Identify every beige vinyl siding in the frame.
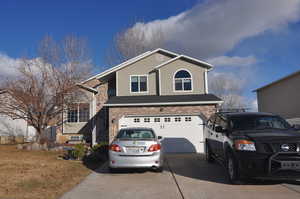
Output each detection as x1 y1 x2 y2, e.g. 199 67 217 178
63 122 88 134
117 52 172 96
257 73 300 119
159 59 206 95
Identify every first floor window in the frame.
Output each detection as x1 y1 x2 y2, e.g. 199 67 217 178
67 103 90 123
131 75 148 93
67 108 78 123
79 104 90 122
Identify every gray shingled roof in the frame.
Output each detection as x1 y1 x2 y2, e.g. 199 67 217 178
104 94 222 106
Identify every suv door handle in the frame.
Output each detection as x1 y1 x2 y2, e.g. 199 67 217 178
216 134 219 138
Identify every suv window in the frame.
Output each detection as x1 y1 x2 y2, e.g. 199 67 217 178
207 115 216 130
214 115 227 131
117 129 155 139
230 115 291 131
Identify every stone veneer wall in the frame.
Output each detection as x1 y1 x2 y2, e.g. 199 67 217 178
56 80 110 144
95 81 110 142
108 105 217 142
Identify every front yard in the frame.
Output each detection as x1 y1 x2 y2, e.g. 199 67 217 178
0 145 98 199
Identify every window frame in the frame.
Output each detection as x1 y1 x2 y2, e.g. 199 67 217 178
173 69 193 92
67 103 90 123
130 74 149 93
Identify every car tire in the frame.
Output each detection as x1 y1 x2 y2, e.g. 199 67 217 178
205 142 214 163
155 167 163 173
108 167 118 173
226 152 241 184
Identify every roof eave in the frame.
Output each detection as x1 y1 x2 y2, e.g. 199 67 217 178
254 70 300 92
93 48 179 81
76 83 98 94
104 100 223 107
154 55 213 70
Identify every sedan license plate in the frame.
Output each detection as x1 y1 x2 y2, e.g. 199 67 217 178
281 161 300 170
126 147 145 153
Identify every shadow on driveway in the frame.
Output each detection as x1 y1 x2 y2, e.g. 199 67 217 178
165 153 297 186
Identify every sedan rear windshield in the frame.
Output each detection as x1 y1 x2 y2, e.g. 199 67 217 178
230 115 291 131
117 129 155 139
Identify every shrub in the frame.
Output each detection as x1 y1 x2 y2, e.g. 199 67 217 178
91 141 109 154
70 144 86 160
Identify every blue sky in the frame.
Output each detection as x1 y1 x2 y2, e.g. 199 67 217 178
0 0 197 64
1 0 300 108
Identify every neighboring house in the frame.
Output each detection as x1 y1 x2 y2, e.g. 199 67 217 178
56 48 223 153
0 91 37 142
0 114 36 141
255 70 300 123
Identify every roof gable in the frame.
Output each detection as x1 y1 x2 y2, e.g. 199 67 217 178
82 48 178 83
254 70 300 92
155 55 213 70
81 48 213 83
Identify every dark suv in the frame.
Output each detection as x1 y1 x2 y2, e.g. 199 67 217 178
204 112 300 184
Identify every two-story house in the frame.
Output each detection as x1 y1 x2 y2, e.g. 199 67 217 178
57 48 222 153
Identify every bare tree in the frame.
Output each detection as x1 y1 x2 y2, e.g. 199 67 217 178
209 73 248 109
106 21 165 66
0 35 92 142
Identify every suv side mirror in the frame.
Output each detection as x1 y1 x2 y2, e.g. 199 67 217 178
215 126 224 133
158 136 163 140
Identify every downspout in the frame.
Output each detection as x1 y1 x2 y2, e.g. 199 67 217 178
204 69 209 94
91 93 97 146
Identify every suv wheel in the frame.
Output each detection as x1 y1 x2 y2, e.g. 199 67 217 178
205 142 214 163
108 167 118 173
226 152 241 184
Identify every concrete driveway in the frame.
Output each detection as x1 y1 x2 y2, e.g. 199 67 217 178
61 154 300 199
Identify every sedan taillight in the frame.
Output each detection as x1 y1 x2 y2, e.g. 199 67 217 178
148 144 161 152
109 144 122 152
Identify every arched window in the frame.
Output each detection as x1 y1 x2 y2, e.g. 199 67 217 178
174 69 192 91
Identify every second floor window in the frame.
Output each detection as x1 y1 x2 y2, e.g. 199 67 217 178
67 103 90 123
131 75 148 93
174 70 192 91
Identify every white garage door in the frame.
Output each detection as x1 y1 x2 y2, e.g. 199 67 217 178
119 115 204 153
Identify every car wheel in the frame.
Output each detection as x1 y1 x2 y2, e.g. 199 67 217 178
205 142 214 163
155 167 163 173
226 152 241 184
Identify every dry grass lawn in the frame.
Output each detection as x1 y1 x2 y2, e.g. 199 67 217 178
0 145 94 199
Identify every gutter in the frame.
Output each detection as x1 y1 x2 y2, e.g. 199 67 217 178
76 84 98 94
103 100 223 107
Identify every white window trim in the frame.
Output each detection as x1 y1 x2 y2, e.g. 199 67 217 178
67 103 90 124
173 68 193 92
116 71 119 96
130 74 149 94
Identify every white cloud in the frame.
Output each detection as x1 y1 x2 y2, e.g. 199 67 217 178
0 53 21 78
207 56 257 67
124 0 300 108
250 99 258 111
127 0 300 59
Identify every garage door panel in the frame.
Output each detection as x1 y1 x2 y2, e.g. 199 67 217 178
119 115 204 153
161 137 197 153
